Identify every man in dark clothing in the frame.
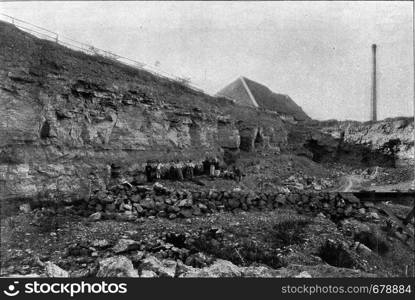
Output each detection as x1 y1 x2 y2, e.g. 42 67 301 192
169 164 176 180
194 161 204 176
203 159 210 175
188 161 194 179
234 166 242 182
145 161 153 182
213 158 219 170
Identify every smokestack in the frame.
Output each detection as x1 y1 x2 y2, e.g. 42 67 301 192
371 44 377 122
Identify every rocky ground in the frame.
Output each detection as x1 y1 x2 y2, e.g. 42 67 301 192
1 179 414 278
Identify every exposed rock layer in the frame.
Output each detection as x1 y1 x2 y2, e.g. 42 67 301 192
0 21 287 201
319 118 414 166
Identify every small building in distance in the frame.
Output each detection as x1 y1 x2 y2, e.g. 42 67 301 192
216 76 310 122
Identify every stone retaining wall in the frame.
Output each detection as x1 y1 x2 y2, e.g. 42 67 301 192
87 183 374 221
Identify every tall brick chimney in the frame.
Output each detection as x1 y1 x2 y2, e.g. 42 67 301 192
371 44 377 122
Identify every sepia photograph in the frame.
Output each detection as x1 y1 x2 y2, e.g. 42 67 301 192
0 0 413 294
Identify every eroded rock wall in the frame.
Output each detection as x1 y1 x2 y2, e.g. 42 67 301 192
0 21 287 202
320 118 414 166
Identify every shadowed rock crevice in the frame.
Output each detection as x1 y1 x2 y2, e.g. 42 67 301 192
39 121 51 139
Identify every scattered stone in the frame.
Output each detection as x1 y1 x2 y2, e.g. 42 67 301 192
363 202 375 208
96 256 138 277
140 256 177 277
178 199 193 207
313 184 322 191
134 251 146 261
133 204 144 213
242 265 282 278
45 262 69 278
354 242 372 256
198 203 208 211
7 273 41 278
112 239 141 254
140 270 158 278
140 198 156 209
105 203 116 212
275 194 286 205
19 203 31 213
121 203 132 211
344 205 353 216
182 259 242 278
131 194 141 203
342 194 360 204
89 212 102 221
179 209 193 218
92 239 110 249
369 212 380 220
71 268 91 278
295 271 312 278
228 198 240 209
175 260 198 277
153 182 170 195
185 252 214 268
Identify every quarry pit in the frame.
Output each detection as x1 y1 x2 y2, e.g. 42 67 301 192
0 20 414 278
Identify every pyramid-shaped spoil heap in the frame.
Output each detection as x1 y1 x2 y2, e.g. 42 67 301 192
216 77 310 121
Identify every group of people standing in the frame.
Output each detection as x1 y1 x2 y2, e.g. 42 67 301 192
144 157 243 183
145 160 197 182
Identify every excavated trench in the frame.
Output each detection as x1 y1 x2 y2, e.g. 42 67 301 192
318 240 355 268
162 219 311 269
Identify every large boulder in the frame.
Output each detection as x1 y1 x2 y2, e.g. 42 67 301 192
96 256 138 277
112 239 141 254
241 265 282 278
181 259 242 278
44 262 69 278
139 256 177 278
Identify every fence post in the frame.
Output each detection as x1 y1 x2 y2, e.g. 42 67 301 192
55 34 59 43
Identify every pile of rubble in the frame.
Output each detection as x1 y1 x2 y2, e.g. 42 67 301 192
283 174 335 191
31 254 375 278
85 182 381 222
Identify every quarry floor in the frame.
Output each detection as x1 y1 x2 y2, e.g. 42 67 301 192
1 201 414 278
0 154 413 278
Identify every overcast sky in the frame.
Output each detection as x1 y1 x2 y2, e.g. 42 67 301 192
0 1 413 121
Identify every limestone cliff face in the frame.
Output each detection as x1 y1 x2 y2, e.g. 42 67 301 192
319 118 414 166
0 21 287 202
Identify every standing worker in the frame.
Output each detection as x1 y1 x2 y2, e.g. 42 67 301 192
209 158 215 178
145 161 153 182
185 160 194 180
176 160 184 181
203 158 210 175
155 161 162 181
234 166 242 182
